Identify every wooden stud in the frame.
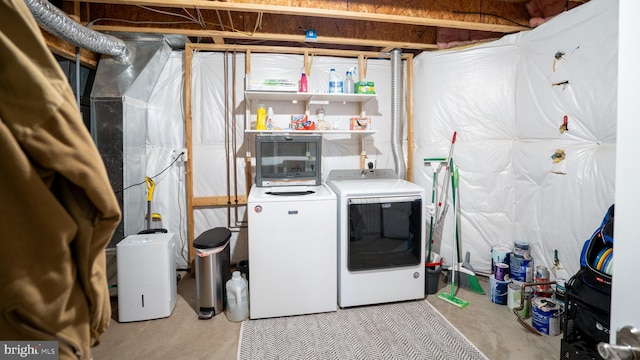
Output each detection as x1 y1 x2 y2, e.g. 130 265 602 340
73 1 80 20
358 55 365 82
192 196 248 207
245 49 253 191
184 45 195 269
304 51 311 76
406 54 414 182
360 139 366 170
43 31 98 69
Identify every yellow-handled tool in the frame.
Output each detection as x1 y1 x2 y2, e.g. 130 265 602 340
145 176 155 230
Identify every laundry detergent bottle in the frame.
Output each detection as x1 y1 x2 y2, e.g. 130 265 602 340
225 271 249 322
256 104 267 130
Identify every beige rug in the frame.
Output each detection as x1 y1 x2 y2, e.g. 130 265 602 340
237 299 488 360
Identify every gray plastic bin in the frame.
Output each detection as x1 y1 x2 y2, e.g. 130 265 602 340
194 227 231 320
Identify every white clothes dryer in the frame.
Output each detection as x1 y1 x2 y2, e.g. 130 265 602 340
327 169 426 308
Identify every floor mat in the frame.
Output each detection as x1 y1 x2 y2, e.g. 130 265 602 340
238 299 489 360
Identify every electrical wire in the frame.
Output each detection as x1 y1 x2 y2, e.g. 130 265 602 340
90 6 206 27
196 8 205 28
227 10 235 32
253 12 263 33
117 152 184 193
176 163 189 266
89 17 198 26
136 5 204 25
181 7 206 28
452 10 531 28
91 9 259 37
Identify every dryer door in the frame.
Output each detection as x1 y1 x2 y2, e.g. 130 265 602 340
347 196 422 271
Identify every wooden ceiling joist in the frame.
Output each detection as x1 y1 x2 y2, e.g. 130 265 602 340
42 30 99 68
91 25 439 51
80 0 529 33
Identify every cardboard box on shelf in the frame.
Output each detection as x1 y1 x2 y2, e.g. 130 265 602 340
350 117 371 131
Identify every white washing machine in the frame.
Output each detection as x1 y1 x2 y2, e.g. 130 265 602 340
247 184 337 319
327 169 426 308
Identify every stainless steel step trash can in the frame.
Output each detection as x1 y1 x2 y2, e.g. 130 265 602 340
194 227 231 320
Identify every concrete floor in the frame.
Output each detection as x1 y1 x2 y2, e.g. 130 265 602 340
92 272 561 360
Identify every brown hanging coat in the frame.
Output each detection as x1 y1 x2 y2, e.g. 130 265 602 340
0 0 121 358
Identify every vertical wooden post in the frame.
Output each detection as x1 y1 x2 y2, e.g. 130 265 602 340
358 54 368 169
358 55 366 81
304 51 311 76
406 54 414 182
360 136 366 170
245 50 253 190
73 1 80 19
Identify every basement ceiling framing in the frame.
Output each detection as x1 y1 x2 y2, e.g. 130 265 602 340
55 0 539 61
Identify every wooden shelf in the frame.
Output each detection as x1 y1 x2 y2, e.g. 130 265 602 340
245 129 375 135
244 91 376 104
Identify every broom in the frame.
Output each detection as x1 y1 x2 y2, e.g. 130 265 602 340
447 166 485 295
437 163 469 308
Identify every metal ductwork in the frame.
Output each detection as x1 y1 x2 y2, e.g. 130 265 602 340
24 0 131 64
91 35 172 246
390 48 406 179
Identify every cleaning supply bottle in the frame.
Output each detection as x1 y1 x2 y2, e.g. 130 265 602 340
256 104 267 130
225 271 249 322
266 107 275 130
345 69 354 94
299 72 308 93
329 68 343 93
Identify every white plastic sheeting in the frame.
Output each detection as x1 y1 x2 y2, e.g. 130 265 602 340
144 51 397 268
413 0 617 277
145 52 189 267
141 0 616 276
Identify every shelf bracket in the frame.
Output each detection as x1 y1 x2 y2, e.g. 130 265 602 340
304 51 311 76
360 135 367 170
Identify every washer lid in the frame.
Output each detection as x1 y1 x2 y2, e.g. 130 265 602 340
248 184 336 201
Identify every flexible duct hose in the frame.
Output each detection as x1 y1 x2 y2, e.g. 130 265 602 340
24 0 131 64
390 48 406 179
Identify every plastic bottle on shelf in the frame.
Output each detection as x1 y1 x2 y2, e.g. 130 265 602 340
266 107 275 130
256 104 267 130
225 271 249 322
351 69 358 93
299 72 308 93
345 69 354 94
329 68 343 93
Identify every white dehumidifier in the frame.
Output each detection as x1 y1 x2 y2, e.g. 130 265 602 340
116 232 177 322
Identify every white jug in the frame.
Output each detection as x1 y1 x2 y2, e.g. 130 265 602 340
225 271 249 322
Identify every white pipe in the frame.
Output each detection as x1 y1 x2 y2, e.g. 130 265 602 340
24 0 131 64
390 48 406 178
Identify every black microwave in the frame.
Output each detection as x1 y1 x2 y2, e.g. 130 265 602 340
255 134 322 187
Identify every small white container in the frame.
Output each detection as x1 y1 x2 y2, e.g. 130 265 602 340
266 107 275 130
225 271 249 322
329 68 343 93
